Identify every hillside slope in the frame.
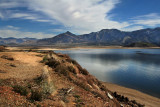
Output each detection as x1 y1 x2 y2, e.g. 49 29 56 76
0 50 146 106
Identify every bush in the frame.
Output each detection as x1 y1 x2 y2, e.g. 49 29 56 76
55 64 69 77
30 90 43 101
13 85 29 96
45 58 60 68
40 55 48 63
41 81 55 95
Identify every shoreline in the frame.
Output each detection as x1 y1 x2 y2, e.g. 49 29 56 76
103 82 160 107
6 46 160 51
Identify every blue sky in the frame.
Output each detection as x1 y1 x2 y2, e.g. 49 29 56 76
0 0 160 38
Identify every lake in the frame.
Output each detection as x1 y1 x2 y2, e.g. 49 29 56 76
56 49 160 98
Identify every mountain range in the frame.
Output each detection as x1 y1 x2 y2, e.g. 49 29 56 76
0 37 37 45
1 27 160 46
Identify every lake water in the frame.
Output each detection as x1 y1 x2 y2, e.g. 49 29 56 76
56 49 160 98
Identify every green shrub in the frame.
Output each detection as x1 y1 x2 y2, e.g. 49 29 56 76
45 58 60 68
13 85 29 96
41 81 55 95
40 55 48 63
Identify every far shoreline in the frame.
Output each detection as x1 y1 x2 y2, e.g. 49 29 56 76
6 46 160 51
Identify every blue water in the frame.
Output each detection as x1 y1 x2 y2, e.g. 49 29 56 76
56 49 160 98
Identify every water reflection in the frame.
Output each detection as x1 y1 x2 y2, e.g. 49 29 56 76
56 49 160 98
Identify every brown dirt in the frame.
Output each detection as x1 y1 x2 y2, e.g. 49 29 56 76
0 52 43 79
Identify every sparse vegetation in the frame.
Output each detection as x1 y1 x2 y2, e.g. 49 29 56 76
41 81 55 95
74 95 84 107
40 55 48 63
45 58 60 68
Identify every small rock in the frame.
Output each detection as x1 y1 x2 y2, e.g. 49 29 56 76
107 92 113 100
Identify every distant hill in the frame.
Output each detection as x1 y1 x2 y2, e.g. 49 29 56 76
37 27 160 46
37 31 84 44
0 37 37 45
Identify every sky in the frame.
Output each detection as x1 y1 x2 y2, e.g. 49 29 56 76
0 0 160 38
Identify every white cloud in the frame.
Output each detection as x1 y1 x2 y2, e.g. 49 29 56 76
0 1 25 9
121 26 144 31
0 0 131 34
49 28 68 33
26 0 130 34
0 26 55 38
132 13 160 27
5 25 20 30
0 12 4 19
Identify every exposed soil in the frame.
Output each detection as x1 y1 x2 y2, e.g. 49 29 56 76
0 52 43 79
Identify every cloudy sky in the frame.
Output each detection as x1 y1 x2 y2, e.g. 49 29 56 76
0 0 160 38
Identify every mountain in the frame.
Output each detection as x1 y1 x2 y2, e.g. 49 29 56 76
37 27 160 46
37 31 84 44
0 37 37 45
1 27 160 46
